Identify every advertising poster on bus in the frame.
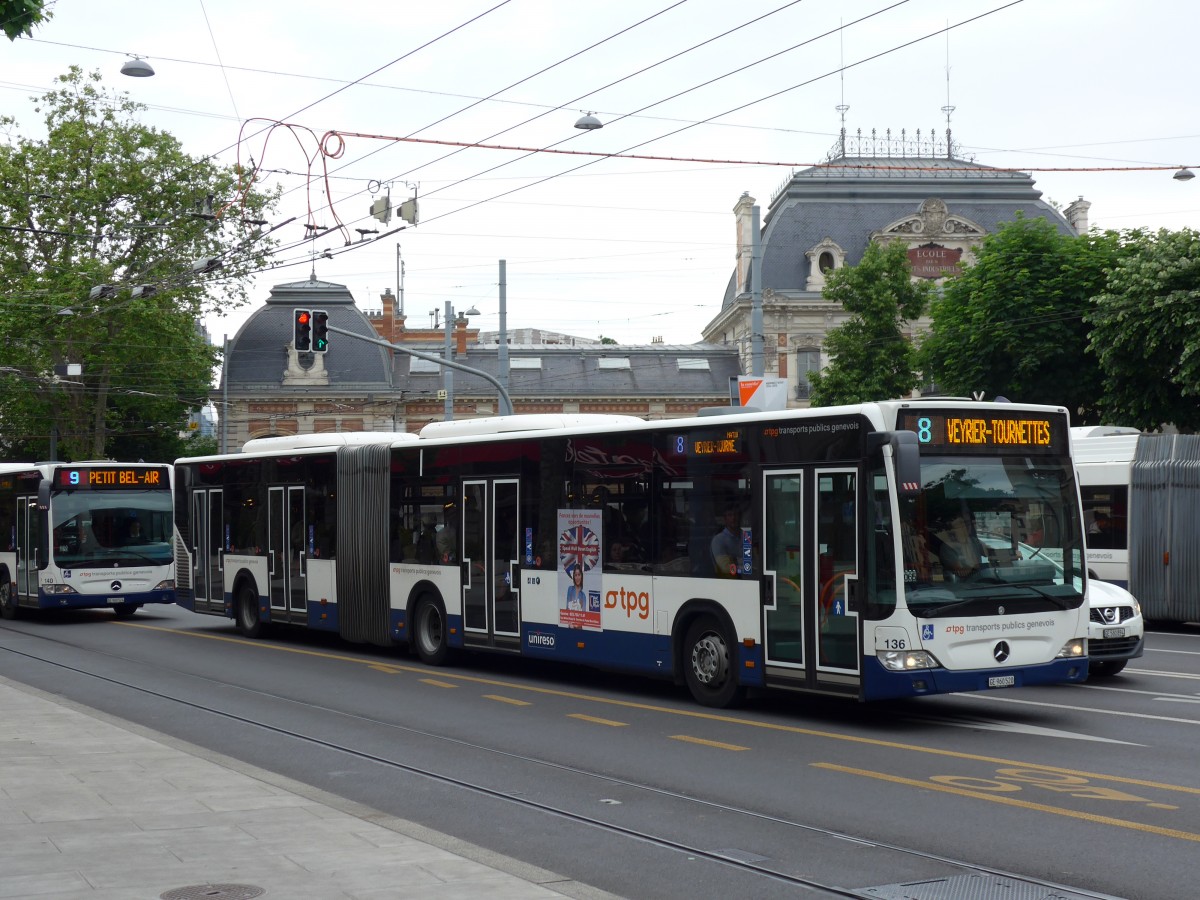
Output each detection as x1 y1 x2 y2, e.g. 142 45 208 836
558 509 602 630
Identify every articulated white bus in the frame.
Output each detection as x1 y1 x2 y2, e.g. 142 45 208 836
174 401 1090 706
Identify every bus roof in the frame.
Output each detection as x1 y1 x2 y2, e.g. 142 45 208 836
240 432 418 454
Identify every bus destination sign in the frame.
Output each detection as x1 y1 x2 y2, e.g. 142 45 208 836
669 428 744 459
898 411 1064 454
54 465 169 489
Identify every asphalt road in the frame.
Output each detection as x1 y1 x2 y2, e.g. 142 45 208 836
2 604 1197 900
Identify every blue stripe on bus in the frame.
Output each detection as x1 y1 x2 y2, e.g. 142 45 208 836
860 655 1087 700
34 588 174 610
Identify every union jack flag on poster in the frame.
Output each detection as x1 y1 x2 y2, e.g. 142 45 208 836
559 521 600 574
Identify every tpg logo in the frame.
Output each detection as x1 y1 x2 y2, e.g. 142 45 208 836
605 586 650 620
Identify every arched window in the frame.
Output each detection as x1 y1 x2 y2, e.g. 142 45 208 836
818 251 835 273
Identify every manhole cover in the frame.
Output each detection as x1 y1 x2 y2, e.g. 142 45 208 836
160 885 265 900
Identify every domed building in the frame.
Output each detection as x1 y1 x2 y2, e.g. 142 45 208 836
702 128 1090 404
217 277 740 449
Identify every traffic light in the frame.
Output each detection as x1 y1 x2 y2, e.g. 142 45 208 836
312 309 329 353
293 309 312 351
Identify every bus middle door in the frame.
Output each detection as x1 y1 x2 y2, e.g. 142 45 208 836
461 478 521 648
268 485 308 623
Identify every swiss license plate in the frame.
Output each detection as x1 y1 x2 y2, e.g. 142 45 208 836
988 674 1016 688
1103 627 1126 639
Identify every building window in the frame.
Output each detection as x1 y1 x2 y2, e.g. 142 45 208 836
818 251 835 273
795 347 820 399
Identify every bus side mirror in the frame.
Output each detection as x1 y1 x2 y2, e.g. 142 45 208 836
890 431 921 497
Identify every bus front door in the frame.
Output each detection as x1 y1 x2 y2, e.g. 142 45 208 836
16 494 36 600
461 478 521 647
763 468 861 691
190 489 223 613
268 486 308 623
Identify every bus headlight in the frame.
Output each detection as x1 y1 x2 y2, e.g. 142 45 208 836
1057 639 1086 659
152 580 174 591
41 584 79 595
878 649 940 671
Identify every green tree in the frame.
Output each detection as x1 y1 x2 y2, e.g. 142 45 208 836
807 240 934 406
1089 228 1200 431
917 215 1121 423
1 0 51 40
0 68 279 461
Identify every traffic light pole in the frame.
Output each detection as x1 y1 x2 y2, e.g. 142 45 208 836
324 323 514 416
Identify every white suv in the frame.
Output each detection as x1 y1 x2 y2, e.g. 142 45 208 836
1087 579 1144 677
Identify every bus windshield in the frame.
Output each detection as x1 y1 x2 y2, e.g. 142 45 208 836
899 453 1084 616
51 488 173 567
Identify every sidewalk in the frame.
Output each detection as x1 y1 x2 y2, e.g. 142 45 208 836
0 677 607 900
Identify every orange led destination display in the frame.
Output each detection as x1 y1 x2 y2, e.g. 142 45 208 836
897 411 1065 454
54 466 169 490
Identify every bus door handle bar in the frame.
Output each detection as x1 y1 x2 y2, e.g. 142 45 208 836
298 550 305 577
268 549 274 576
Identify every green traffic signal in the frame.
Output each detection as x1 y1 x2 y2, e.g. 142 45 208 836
312 309 329 353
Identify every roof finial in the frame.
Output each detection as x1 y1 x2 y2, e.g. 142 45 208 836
941 20 955 158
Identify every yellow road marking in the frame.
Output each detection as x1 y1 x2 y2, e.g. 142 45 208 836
671 734 749 751
569 714 627 727
420 678 458 689
485 694 531 706
814 762 1200 843
126 621 1200 798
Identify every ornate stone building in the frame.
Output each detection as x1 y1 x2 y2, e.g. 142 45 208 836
703 129 1091 404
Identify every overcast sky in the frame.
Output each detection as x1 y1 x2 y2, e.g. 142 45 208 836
4 0 1197 346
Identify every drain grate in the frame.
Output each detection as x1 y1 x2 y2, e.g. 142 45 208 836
160 885 266 900
858 873 1112 900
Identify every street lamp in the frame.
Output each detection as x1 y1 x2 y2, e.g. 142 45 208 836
574 112 603 130
121 57 155 77
1174 167 1195 182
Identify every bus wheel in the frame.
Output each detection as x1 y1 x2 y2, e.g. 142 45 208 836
414 596 448 666
236 584 264 638
112 603 140 619
0 579 17 620
683 615 745 709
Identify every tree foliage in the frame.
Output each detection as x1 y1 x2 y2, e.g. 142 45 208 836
1 0 51 40
0 68 279 461
917 215 1122 422
807 240 934 407
1088 228 1200 431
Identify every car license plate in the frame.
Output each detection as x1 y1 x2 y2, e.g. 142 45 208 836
1103 627 1125 639
988 675 1016 688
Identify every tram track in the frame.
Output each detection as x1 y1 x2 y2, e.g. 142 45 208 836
0 627 1126 900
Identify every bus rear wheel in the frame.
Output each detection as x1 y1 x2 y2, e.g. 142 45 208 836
683 615 745 709
236 584 264 638
413 596 448 666
0 579 17 620
112 603 140 619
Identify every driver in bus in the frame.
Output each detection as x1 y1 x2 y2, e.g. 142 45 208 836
936 515 985 579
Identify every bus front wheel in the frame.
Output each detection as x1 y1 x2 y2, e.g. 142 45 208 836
0 578 17 620
112 603 140 619
413 596 448 666
236 584 264 638
683 615 745 709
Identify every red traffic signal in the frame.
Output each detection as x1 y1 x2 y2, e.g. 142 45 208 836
293 309 312 351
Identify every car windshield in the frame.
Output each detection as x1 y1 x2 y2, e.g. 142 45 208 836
898 453 1085 617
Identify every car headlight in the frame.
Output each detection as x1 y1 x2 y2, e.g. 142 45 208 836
878 649 940 671
1057 638 1086 658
